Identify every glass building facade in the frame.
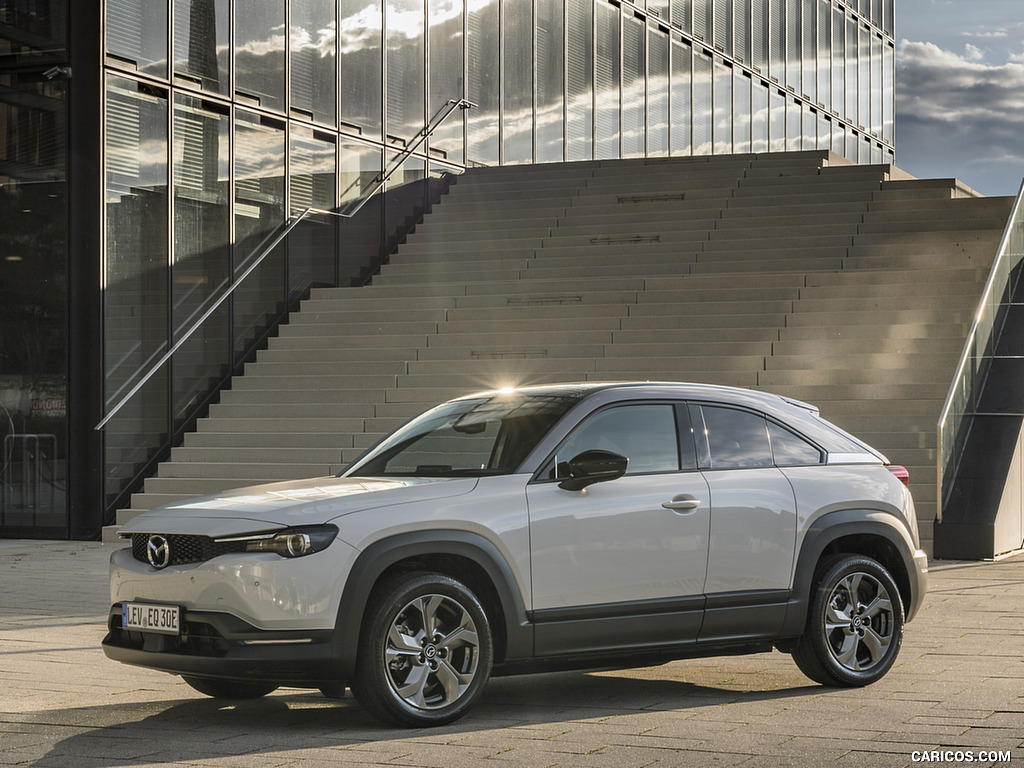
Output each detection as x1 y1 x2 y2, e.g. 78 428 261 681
1 0 895 539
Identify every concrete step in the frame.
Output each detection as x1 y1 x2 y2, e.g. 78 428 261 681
415 343 609 361
791 294 978 314
406 358 599 376
721 200 869 218
777 323 969 343
804 267 989 288
454 290 641 309
425 329 615 347
602 340 774 357
184 431 355 449
757 366 955 387
694 244 849 260
784 308 973 327
768 341 962 362
594 355 766 373
264 334 430 350
218 387 388 406
243 361 407 377
140 477 290 495
436 316 621 335
277 320 440 337
548 220 719 239
155 462 333 481
207 403 381 419
864 196 1013 216
230 373 400 391
691 254 846 274
443 303 628 322
169 446 347 465
394 238 541 255
394 371 592 390
405 225 554 243
557 210 724 228
195 416 368 433
518 261 694 281
255 347 419 364
622 313 789 330
844 249 995 270
304 291 459 309
266 333 428 350
797 281 986 301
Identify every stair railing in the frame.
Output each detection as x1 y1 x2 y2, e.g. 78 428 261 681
95 98 474 432
936 179 1024 522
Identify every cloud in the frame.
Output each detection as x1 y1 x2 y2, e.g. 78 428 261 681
898 40 1024 122
964 43 985 61
896 40 1024 195
963 29 1009 39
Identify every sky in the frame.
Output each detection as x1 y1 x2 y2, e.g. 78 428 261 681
896 0 1024 197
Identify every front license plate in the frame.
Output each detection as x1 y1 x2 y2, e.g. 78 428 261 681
122 602 180 636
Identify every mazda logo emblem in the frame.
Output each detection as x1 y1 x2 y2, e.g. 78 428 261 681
147 535 171 569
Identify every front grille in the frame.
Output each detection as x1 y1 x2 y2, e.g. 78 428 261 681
131 533 247 566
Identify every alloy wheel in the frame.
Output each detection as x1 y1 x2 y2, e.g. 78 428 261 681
383 593 482 711
823 570 895 673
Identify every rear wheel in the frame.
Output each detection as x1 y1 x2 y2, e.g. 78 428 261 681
352 571 493 727
182 675 278 699
792 554 904 687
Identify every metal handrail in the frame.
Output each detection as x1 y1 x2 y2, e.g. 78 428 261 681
96 98 474 431
936 179 1024 521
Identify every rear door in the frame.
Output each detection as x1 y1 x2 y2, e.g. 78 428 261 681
691 404 799 642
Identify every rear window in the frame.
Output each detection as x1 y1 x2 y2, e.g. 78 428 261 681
699 406 773 469
768 421 824 466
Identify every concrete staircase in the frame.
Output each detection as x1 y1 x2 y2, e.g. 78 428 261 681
104 150 1015 551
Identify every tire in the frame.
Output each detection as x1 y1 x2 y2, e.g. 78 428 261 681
791 554 904 687
181 675 278 699
352 571 493 727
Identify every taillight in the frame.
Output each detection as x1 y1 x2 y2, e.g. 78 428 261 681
887 465 910 486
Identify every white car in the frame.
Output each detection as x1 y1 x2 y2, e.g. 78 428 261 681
104 382 928 726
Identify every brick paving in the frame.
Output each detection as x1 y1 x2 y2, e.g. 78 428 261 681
1 539 1022 767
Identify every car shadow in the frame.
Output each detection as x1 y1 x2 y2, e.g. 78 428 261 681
27 667 823 766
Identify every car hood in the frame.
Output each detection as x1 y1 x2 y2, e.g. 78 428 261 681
118 476 478 537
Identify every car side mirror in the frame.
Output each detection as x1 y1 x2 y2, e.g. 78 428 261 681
558 450 628 491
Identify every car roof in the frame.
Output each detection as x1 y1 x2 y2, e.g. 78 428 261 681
452 381 881 460
454 381 815 413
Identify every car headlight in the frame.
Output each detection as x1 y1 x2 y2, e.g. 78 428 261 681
216 525 339 558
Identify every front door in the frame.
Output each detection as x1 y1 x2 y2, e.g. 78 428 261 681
525 402 711 655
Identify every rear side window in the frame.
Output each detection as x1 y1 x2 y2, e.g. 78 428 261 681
768 421 824 466
698 406 773 469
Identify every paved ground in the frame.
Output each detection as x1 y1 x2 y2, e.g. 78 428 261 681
1 540 1022 768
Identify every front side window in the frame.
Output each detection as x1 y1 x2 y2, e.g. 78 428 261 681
346 393 583 478
553 404 680 476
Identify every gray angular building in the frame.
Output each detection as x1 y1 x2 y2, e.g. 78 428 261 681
0 0 895 538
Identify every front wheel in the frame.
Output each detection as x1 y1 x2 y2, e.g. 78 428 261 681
791 554 904 687
182 675 278 699
352 572 493 727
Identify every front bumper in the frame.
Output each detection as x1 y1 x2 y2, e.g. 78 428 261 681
102 603 348 685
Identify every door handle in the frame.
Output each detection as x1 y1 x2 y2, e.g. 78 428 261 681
662 496 701 512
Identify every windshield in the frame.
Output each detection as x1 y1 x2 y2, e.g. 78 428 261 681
344 391 583 478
